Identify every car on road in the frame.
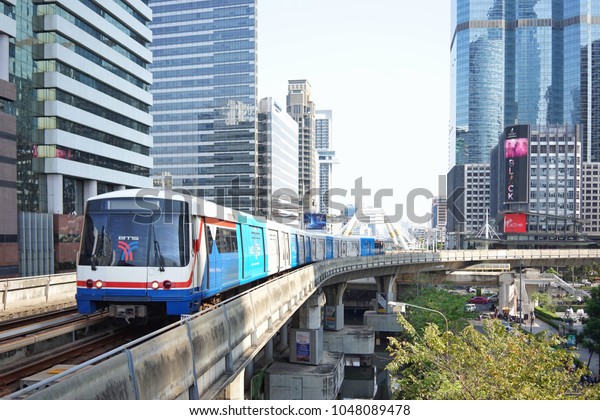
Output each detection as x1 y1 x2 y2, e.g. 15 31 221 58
487 293 499 303
468 296 489 304
465 303 477 312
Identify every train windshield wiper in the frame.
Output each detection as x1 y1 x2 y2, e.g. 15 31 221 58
91 226 107 271
154 239 166 272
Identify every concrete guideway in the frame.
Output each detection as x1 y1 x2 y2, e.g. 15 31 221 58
3 248 600 400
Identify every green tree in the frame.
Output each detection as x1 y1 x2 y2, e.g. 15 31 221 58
387 316 600 400
581 287 600 374
402 287 475 334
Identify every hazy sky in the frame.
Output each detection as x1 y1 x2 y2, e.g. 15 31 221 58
257 0 451 223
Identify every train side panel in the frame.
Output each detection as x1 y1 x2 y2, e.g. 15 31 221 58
325 236 334 259
239 223 268 284
360 238 375 256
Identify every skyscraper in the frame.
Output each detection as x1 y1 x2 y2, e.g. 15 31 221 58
315 110 338 215
448 0 600 247
6 0 153 275
0 0 17 276
257 97 299 224
149 0 258 213
287 79 317 215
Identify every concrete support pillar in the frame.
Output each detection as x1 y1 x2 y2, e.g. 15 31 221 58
84 180 97 203
299 291 325 329
374 275 396 313
47 174 63 214
290 291 326 365
244 359 254 389
277 322 289 353
323 282 347 330
264 338 274 363
225 371 245 400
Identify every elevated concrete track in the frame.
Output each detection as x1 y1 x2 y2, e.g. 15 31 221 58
3 248 600 400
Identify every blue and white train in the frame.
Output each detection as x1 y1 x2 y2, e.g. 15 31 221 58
76 188 383 321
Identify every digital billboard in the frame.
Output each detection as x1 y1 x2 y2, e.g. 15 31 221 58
303 213 326 230
504 124 530 204
504 213 527 233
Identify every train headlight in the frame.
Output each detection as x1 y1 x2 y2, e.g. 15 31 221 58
86 279 93 288
95 280 103 289
163 280 172 290
151 281 159 290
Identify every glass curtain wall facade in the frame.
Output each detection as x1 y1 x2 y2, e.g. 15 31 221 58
0 0 17 275
149 0 258 213
450 0 600 167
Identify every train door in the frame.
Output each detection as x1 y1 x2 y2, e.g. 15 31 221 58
290 233 299 267
193 216 208 291
305 236 312 262
325 237 333 259
298 234 305 264
315 237 324 260
206 219 240 292
267 229 279 275
280 231 290 269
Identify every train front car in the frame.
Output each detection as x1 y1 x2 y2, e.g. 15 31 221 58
76 190 197 321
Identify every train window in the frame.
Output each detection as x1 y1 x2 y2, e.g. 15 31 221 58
152 213 190 267
206 227 214 251
215 228 238 253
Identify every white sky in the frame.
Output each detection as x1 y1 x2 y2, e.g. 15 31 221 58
257 0 451 224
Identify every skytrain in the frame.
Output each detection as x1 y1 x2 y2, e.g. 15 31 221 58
76 189 383 321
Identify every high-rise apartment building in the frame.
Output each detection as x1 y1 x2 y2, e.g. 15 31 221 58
149 0 258 213
5 0 153 276
448 0 600 247
287 79 317 215
257 97 299 224
315 110 338 214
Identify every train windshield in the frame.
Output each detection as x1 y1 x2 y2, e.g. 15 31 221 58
78 198 190 268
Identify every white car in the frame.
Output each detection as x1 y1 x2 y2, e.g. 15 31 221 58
465 303 477 312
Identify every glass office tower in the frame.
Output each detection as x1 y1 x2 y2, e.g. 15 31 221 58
450 0 600 167
149 0 258 213
448 0 600 247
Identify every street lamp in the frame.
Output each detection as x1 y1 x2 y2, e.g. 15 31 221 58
388 301 449 357
519 260 524 325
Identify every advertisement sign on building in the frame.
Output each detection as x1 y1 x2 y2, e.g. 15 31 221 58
303 213 326 230
503 125 530 204
504 213 527 233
